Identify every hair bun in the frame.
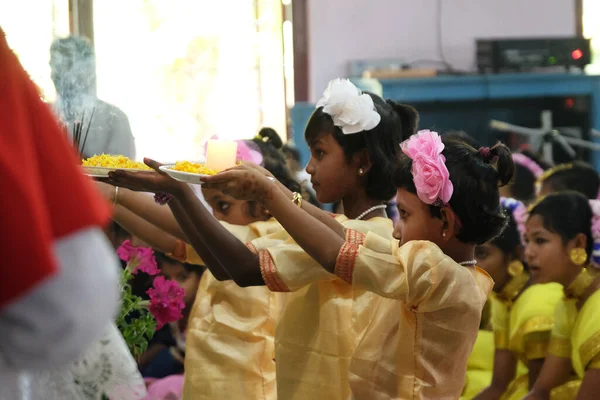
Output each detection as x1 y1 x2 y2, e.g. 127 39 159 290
385 101 419 140
490 142 515 187
258 127 283 149
479 147 493 162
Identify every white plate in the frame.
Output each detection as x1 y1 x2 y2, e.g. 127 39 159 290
82 166 151 178
159 165 211 184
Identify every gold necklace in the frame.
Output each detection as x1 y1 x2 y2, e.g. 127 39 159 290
564 268 600 300
497 272 530 306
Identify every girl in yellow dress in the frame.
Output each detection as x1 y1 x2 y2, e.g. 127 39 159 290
201 130 515 398
473 198 562 400
524 192 600 399
108 78 419 399
99 129 300 400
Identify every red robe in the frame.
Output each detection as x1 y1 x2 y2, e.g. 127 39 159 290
0 29 111 308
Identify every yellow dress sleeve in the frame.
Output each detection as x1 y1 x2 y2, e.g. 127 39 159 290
167 219 283 266
548 299 573 359
253 216 393 293
572 290 600 377
509 283 563 360
335 232 493 306
490 295 510 350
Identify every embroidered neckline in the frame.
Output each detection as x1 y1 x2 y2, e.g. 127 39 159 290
565 267 600 300
497 271 530 305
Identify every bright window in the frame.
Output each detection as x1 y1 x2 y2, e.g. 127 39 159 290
93 0 288 161
0 0 70 102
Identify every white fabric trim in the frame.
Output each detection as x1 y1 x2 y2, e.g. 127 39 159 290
0 227 119 371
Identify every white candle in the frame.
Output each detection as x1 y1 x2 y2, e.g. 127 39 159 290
205 140 238 171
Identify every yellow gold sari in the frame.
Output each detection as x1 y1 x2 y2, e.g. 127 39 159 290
177 219 285 400
489 283 563 400
549 290 600 399
250 216 393 400
461 330 495 399
335 233 493 399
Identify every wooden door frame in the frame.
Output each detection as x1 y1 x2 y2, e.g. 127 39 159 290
576 0 583 37
292 0 309 102
69 0 94 42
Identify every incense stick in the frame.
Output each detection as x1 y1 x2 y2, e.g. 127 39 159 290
80 107 95 157
73 120 82 154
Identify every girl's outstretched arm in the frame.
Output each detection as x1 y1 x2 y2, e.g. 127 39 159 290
97 182 185 241
108 165 265 286
202 167 345 272
113 205 178 254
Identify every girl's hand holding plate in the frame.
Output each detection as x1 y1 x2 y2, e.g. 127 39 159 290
108 158 184 195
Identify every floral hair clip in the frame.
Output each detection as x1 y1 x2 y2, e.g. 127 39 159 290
500 197 527 246
316 78 381 134
588 200 600 267
236 140 263 165
512 153 543 179
203 137 264 165
400 130 454 206
479 147 492 160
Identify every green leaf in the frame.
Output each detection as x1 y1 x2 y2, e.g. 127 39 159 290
115 267 160 358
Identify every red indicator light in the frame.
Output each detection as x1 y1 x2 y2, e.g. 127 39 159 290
572 49 583 60
565 98 574 108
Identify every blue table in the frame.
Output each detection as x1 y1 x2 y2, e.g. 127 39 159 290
291 73 600 168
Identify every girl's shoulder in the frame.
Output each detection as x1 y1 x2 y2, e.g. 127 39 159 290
510 282 563 331
341 216 394 238
507 283 563 353
516 282 563 309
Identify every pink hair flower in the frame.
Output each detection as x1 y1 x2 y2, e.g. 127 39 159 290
235 140 263 164
512 153 543 179
117 240 160 276
147 276 185 330
203 137 264 164
400 130 453 205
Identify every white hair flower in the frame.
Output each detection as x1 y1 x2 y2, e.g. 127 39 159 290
316 78 381 134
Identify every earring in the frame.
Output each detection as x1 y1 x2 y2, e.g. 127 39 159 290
570 248 588 266
507 260 524 277
358 168 364 176
442 232 447 239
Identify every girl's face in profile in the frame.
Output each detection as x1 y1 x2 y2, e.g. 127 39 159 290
393 188 443 246
524 214 575 285
202 188 264 225
305 132 361 204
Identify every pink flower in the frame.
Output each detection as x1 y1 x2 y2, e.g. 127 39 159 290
147 276 185 330
236 141 263 164
400 130 453 205
203 137 264 165
117 240 160 276
401 130 445 160
512 153 543 179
